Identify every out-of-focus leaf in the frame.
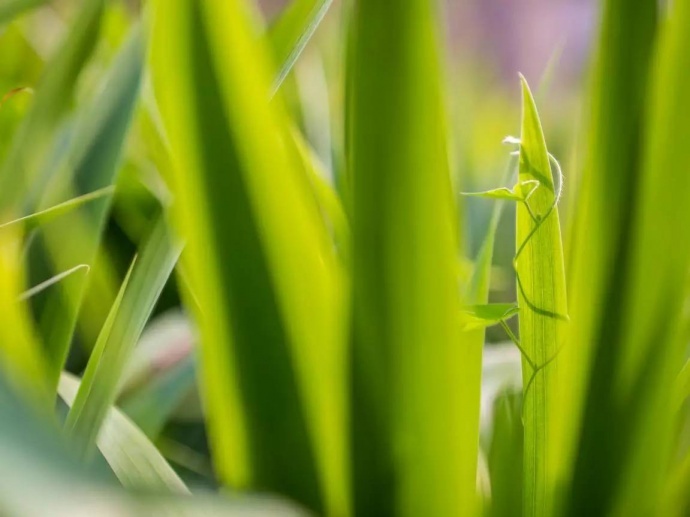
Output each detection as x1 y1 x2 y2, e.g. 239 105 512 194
0 228 50 408
347 0 469 514
573 1 690 514
0 0 47 27
0 0 104 214
151 1 347 514
291 127 349 258
0 373 304 516
117 311 199 437
466 156 517 302
563 1 658 514
65 215 183 455
487 388 524 517
132 495 308 516
118 310 194 390
663 450 690 517
561 0 672 516
121 355 197 439
0 372 115 517
35 25 144 389
675 360 690 409
480 344 522 439
59 371 189 494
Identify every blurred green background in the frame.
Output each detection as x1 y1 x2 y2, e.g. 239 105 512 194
1 0 689 516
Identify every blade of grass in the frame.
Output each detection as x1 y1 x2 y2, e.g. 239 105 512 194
18 263 89 301
514 75 568 517
0 228 51 408
0 374 303 516
662 448 690 517
0 0 104 214
291 127 349 258
151 2 347 512
347 0 468 514
268 0 334 95
487 388 524 517
675 361 690 410
0 373 114 517
456 154 517 514
64 215 183 455
0 186 114 231
466 155 516 300
34 25 144 389
563 1 658 514
593 1 690 514
59 371 189 494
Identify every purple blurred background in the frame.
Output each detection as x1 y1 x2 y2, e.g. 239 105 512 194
260 0 597 89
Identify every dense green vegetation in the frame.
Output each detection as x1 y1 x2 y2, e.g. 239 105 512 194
0 0 689 516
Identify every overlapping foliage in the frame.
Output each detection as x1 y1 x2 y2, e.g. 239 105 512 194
0 0 689 516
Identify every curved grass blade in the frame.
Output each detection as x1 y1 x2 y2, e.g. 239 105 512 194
0 186 114 232
18 263 89 301
65 215 183 456
59 372 189 494
151 2 347 513
514 75 567 517
268 0 334 95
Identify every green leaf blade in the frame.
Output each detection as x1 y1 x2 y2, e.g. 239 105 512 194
268 0 334 95
515 75 568 517
59 372 189 494
150 1 347 513
595 1 690 514
563 1 659 515
347 0 472 515
65 216 182 455
0 0 105 214
32 25 144 390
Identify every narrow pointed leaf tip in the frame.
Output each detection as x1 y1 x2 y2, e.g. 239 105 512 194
463 180 539 203
460 303 520 331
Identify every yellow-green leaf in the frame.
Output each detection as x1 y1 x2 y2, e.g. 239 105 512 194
514 75 568 517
